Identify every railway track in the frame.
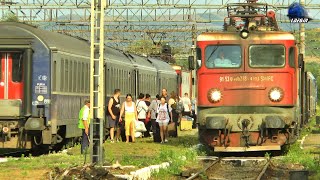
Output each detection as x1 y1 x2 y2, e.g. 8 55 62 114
0 149 30 158
188 157 270 180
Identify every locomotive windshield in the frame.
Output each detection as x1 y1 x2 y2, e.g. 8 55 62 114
249 45 285 67
205 45 241 68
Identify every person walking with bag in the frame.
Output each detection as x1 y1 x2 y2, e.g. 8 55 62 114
136 93 148 126
168 91 178 137
119 94 138 143
156 96 172 143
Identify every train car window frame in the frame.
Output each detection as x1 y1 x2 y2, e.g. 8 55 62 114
76 61 79 93
249 44 286 68
70 60 73 92
83 63 87 93
53 60 57 91
289 47 295 68
61 58 65 92
205 45 242 69
11 52 23 82
87 63 90 93
78 61 81 93
65 60 69 92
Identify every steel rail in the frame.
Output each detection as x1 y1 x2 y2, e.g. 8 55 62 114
186 158 220 180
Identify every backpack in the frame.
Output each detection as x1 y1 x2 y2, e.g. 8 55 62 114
156 103 170 120
176 101 184 114
136 100 146 116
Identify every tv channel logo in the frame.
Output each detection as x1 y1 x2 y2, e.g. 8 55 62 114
287 2 312 23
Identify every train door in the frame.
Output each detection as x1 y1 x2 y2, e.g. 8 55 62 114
0 52 24 100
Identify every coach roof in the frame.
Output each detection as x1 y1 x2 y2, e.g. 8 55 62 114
0 22 90 56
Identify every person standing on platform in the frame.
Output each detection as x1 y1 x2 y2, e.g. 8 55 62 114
136 93 149 127
119 94 138 143
144 93 152 137
191 98 197 129
148 95 160 137
107 89 121 143
78 99 90 154
181 93 192 117
156 96 172 143
161 88 170 102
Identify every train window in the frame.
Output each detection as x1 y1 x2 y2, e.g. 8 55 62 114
65 60 69 92
61 59 64 91
83 63 87 93
87 63 90 93
249 45 285 67
75 61 78 93
69 60 73 92
196 47 202 68
289 47 295 68
205 45 241 68
53 60 57 91
79 62 82 93
12 53 23 82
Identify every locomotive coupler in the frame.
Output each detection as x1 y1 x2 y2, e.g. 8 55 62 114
241 119 251 147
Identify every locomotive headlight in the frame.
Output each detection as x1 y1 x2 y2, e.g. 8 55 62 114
207 88 222 103
269 87 284 102
37 95 44 102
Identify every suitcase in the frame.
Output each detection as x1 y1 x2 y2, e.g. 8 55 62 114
168 122 178 137
180 120 193 131
152 121 161 143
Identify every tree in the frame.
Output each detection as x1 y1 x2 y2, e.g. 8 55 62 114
127 39 159 56
1 12 19 22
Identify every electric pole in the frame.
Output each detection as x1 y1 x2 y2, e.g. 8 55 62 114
90 0 106 164
299 0 306 57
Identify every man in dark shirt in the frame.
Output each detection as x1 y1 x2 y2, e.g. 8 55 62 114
161 88 170 102
107 89 121 143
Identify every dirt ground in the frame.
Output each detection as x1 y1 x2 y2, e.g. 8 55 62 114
0 169 49 180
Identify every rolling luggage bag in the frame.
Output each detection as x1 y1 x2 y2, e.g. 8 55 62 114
152 121 161 143
168 122 177 137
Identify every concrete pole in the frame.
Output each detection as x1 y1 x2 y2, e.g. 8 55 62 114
299 0 305 57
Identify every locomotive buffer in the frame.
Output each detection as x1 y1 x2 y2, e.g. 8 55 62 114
89 0 106 164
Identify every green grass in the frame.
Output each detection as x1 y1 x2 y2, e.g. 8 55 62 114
277 106 320 179
0 129 202 179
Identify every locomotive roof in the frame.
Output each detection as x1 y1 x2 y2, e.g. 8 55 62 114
197 32 295 41
0 22 90 56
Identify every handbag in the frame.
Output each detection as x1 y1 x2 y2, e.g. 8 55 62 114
135 120 147 132
168 122 176 131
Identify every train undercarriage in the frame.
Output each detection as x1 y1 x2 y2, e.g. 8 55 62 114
0 118 79 154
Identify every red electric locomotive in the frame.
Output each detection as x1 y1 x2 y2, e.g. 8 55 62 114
192 0 317 152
